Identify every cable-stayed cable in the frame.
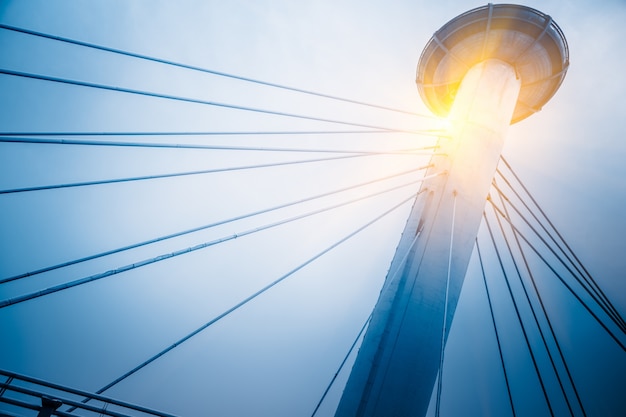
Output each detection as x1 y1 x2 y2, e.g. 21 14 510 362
0 176 435 309
495 164 626 332
484 210 555 417
492 187 575 417
490 181 626 335
0 166 436 285
492 183 587 417
0 68 429 135
310 314 372 417
493 172 604 309
499 157 624 329
310 211 429 417
476 240 516 417
68 193 416 408
488 199 626 351
0 130 444 137
0 135 438 155
0 148 434 195
435 192 457 417
0 23 436 119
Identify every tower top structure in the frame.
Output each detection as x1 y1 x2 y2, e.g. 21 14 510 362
416 3 569 123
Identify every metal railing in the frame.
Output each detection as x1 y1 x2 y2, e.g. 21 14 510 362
0 369 178 417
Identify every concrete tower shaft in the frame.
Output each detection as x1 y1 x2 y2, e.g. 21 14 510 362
336 4 568 417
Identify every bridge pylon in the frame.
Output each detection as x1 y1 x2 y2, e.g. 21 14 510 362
334 4 569 416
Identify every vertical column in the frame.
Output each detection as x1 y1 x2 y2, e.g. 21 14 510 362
335 59 521 417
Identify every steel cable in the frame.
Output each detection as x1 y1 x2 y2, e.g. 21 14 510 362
0 147 436 195
488 199 626 351
435 192 457 417
492 187 576 416
0 68 430 135
495 164 626 333
0 176 435 309
0 167 436 285
476 240 517 417
0 129 444 137
484 210 556 417
67 193 416 409
0 135 438 155
310 314 372 417
0 23 436 119
492 182 587 416
491 180 626 335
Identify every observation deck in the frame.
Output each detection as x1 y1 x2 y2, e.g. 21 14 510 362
416 3 569 123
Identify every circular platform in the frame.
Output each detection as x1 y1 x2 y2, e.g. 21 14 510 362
416 4 569 124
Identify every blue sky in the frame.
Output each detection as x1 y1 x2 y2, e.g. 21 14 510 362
0 1 625 416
